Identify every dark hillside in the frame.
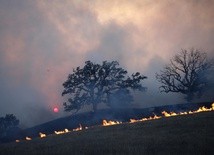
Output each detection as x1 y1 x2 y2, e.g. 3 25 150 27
0 111 214 154
23 102 212 136
2 102 213 142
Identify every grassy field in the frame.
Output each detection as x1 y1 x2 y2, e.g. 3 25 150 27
0 111 214 155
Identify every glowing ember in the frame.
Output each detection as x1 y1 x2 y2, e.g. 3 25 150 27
39 132 46 138
25 137 32 141
73 124 82 131
102 120 122 126
54 128 70 135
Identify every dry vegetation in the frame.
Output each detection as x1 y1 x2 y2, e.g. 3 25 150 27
0 111 214 155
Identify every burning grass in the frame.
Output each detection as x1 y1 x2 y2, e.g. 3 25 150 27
0 110 214 154
25 137 32 141
102 120 122 126
39 132 46 138
54 128 70 135
10 103 214 142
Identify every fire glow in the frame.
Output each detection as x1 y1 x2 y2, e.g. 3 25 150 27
72 124 82 131
16 103 214 142
54 128 70 135
39 132 46 138
129 114 161 123
102 120 122 126
25 137 32 141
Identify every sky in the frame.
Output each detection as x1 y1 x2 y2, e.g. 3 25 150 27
0 0 214 128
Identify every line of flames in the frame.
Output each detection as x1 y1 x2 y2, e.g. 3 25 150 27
16 103 214 142
102 120 122 126
17 124 84 142
54 124 84 135
130 103 214 123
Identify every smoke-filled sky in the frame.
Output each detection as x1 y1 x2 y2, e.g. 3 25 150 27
0 0 214 128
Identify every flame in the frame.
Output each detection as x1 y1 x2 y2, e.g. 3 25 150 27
39 132 46 138
25 137 32 141
128 103 214 123
54 128 70 135
194 106 213 112
161 103 214 117
73 124 82 131
162 111 177 117
130 114 162 123
15 140 20 143
102 120 122 126
179 112 188 115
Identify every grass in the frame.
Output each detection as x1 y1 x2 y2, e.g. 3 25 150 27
0 111 214 155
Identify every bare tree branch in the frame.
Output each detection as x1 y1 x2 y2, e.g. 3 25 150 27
156 49 213 102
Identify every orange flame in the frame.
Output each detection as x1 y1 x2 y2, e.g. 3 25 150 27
179 112 188 115
129 114 162 123
73 124 82 131
102 120 122 126
162 111 177 117
162 103 214 117
54 128 70 135
39 132 46 138
25 137 32 141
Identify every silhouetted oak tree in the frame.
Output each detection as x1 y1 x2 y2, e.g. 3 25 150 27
156 49 213 102
0 114 19 140
62 61 147 112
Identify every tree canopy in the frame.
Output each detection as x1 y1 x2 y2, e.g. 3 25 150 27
156 49 213 102
0 114 19 140
62 61 147 112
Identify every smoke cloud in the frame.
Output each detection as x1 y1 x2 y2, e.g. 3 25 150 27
0 0 213 127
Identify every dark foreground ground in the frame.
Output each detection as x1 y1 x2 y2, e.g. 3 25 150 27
0 111 214 155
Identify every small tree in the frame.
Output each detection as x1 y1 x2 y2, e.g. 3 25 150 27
62 61 147 113
0 114 19 140
156 49 213 102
